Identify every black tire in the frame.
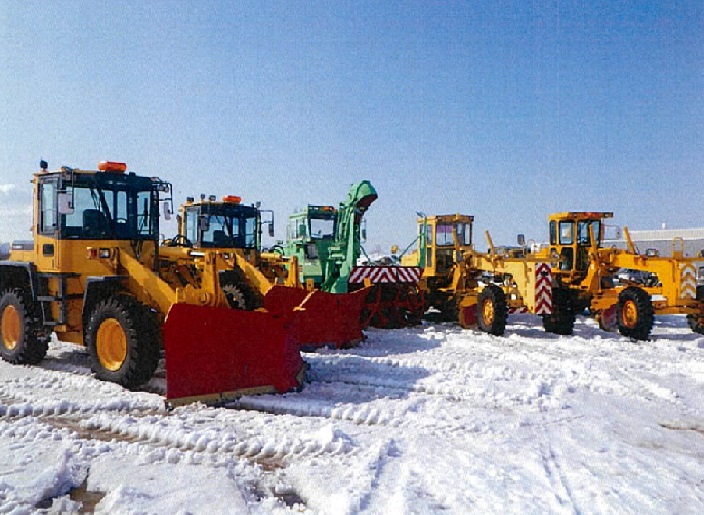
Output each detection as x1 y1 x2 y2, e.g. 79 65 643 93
85 294 160 388
0 288 48 364
439 299 459 323
686 285 704 335
687 314 704 334
617 286 654 341
542 287 575 335
477 285 507 336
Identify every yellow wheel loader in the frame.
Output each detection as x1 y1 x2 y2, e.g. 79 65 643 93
166 195 368 349
536 211 704 340
0 162 305 406
400 214 556 336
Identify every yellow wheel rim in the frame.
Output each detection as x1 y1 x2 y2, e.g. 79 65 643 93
482 298 495 325
96 318 127 372
1 305 20 351
622 300 638 329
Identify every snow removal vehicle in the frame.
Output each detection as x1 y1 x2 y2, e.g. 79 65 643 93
168 193 367 349
535 211 704 340
283 181 424 329
399 214 556 336
0 161 305 406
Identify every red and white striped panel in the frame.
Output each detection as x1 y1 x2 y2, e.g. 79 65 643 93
349 266 424 284
534 263 552 315
509 307 529 314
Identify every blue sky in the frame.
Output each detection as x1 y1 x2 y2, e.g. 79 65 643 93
1 1 702 251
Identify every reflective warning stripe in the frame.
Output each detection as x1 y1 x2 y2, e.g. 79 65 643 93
680 264 697 300
534 263 553 315
349 266 423 284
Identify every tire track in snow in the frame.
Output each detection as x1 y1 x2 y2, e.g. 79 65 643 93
0 388 353 472
537 425 581 515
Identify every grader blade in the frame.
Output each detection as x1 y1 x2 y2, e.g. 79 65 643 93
163 304 305 406
263 286 368 349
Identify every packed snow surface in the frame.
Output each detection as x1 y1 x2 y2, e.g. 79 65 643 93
1 315 703 513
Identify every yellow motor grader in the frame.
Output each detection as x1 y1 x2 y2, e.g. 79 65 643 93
0 161 305 405
535 211 704 340
400 214 556 336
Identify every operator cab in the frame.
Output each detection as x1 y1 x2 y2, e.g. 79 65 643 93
422 214 474 275
285 206 338 285
287 206 337 243
21 161 171 276
180 196 260 250
37 162 166 243
548 212 612 279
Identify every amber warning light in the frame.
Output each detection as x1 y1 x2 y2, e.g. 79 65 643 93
98 161 127 173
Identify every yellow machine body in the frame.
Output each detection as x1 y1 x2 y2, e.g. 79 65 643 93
0 164 305 404
536 211 704 338
401 214 554 335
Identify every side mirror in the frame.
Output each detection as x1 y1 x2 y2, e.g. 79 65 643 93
361 219 367 242
162 201 173 221
268 223 274 238
517 234 526 247
57 192 74 215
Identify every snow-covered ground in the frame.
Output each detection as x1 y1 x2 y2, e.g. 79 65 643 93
1 315 703 514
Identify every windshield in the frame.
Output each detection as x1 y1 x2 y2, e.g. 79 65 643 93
57 177 159 240
309 216 335 240
436 224 455 246
577 220 602 246
186 205 258 248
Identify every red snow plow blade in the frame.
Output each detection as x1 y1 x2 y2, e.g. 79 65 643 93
163 303 306 406
263 286 368 350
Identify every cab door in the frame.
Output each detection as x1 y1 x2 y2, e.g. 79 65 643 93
34 176 62 272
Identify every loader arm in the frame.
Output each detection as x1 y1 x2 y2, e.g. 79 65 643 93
232 252 276 297
119 248 232 311
118 249 179 314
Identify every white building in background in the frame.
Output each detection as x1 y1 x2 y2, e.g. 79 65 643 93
610 228 704 258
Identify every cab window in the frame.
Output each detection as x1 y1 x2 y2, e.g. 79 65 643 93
185 210 198 244
309 217 334 240
436 224 454 246
559 222 574 245
577 220 601 246
39 182 57 234
457 223 472 246
244 217 256 247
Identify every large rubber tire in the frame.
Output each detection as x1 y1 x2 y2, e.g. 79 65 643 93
85 294 160 389
0 288 48 364
617 286 654 341
477 285 507 336
686 285 704 335
542 288 575 336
